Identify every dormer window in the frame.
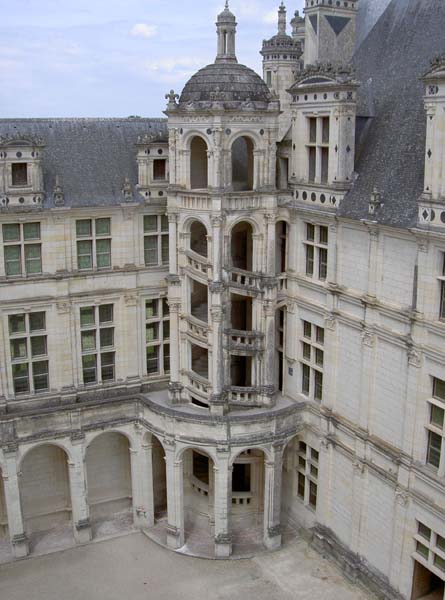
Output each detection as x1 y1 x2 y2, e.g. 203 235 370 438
11 163 28 186
307 117 329 184
153 159 167 181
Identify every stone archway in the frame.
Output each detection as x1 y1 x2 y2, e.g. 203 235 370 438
190 220 208 258
231 221 254 271
85 432 133 537
231 136 254 191
190 136 209 190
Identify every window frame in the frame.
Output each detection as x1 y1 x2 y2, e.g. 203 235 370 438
75 217 112 271
8 311 49 395
304 222 328 282
143 214 169 268
300 320 324 402
414 521 445 581
2 222 42 277
426 376 445 477
79 303 116 385
145 297 170 377
296 441 319 510
306 115 330 184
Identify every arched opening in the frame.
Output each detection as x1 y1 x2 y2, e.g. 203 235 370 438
86 432 132 536
20 444 72 549
276 221 288 274
152 436 167 521
190 137 208 190
276 307 286 393
231 221 253 271
231 136 254 191
190 279 208 323
190 221 208 258
183 448 214 550
231 449 265 554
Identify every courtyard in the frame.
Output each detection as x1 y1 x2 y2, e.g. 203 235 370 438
0 531 374 600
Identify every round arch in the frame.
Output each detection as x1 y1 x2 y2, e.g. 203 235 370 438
230 220 255 272
229 446 272 468
85 428 134 452
231 135 255 192
18 440 73 470
189 135 209 190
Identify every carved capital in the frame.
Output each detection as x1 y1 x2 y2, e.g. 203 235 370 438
362 329 376 348
395 487 409 507
408 347 422 368
324 313 337 331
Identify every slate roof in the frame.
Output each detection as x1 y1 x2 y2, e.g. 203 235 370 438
0 118 167 208
342 0 445 227
179 62 272 105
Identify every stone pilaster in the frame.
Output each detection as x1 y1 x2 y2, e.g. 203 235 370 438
214 448 232 558
263 444 283 550
68 435 92 544
164 440 184 549
2 447 29 558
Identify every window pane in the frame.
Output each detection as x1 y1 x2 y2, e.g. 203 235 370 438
29 312 45 332
319 226 328 245
146 300 158 319
306 223 315 242
23 223 40 240
76 220 92 237
146 323 159 342
306 245 314 276
95 218 110 236
10 338 27 360
99 304 113 324
314 370 323 401
418 523 432 541
299 456 306 468
80 307 95 327
315 348 324 367
146 345 159 375
163 320 170 340
12 363 29 393
100 327 114 349
9 314 25 334
297 472 305 498
161 235 169 265
302 364 310 395
309 118 316 144
431 404 444 429
309 481 317 508
433 377 445 401
81 330 96 352
322 117 330 144
427 431 442 468
316 326 325 345
24 244 42 274
163 344 170 373
82 354 97 384
437 534 445 552
4 245 21 276
77 240 93 270
101 352 115 381
299 441 307 453
31 335 47 357
311 449 319 462
440 281 445 320
144 236 158 266
434 555 445 572
416 541 429 560
162 298 170 317
309 147 316 182
321 148 329 184
3 223 20 242
144 215 157 233
303 321 312 339
11 163 28 186
96 239 111 269
33 361 49 391
161 215 168 232
302 342 311 361
153 160 167 181
319 248 328 280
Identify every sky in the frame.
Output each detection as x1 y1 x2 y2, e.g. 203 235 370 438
0 0 305 119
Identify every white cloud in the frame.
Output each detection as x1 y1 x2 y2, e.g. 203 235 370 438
144 57 203 73
262 10 277 25
130 23 157 39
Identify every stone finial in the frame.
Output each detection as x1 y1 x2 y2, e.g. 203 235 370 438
122 177 134 201
53 175 65 206
369 187 384 216
165 90 179 109
278 2 287 35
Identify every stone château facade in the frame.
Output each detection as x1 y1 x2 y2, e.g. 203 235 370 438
0 0 445 598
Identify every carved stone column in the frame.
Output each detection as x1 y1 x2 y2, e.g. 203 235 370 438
210 285 226 416
168 212 178 275
68 435 92 544
263 444 284 550
164 440 184 549
211 215 223 282
261 296 276 406
167 299 182 403
2 446 29 558
264 212 277 275
214 448 232 558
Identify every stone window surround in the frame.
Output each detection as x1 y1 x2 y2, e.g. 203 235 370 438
75 217 112 271
79 303 115 386
426 376 445 478
145 297 170 377
296 440 319 510
143 214 169 267
306 114 330 185
304 222 328 282
7 310 49 395
2 221 42 278
300 319 324 402
414 520 445 581
438 251 445 321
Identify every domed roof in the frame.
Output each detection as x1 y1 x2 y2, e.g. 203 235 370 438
179 62 272 105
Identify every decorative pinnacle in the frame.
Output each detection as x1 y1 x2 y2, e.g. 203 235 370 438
225 0 229 8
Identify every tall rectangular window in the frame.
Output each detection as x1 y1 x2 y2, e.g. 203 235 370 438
153 160 167 181
426 377 445 474
144 215 169 267
80 304 115 384
2 222 42 277
296 441 319 509
304 223 328 281
439 253 445 320
300 320 324 401
8 311 48 394
76 218 111 271
306 116 330 184
145 298 170 376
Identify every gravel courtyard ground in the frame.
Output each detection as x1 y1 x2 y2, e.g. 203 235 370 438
0 531 374 600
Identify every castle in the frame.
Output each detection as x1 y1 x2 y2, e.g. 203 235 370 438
0 0 444 598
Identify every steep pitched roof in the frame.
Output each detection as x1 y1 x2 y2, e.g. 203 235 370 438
0 118 167 208
342 0 445 227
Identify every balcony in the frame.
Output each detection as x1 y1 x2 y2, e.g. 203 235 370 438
185 315 209 344
227 267 262 293
227 387 261 407
180 191 212 211
184 370 210 402
176 191 276 213
225 329 263 354
184 249 211 279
